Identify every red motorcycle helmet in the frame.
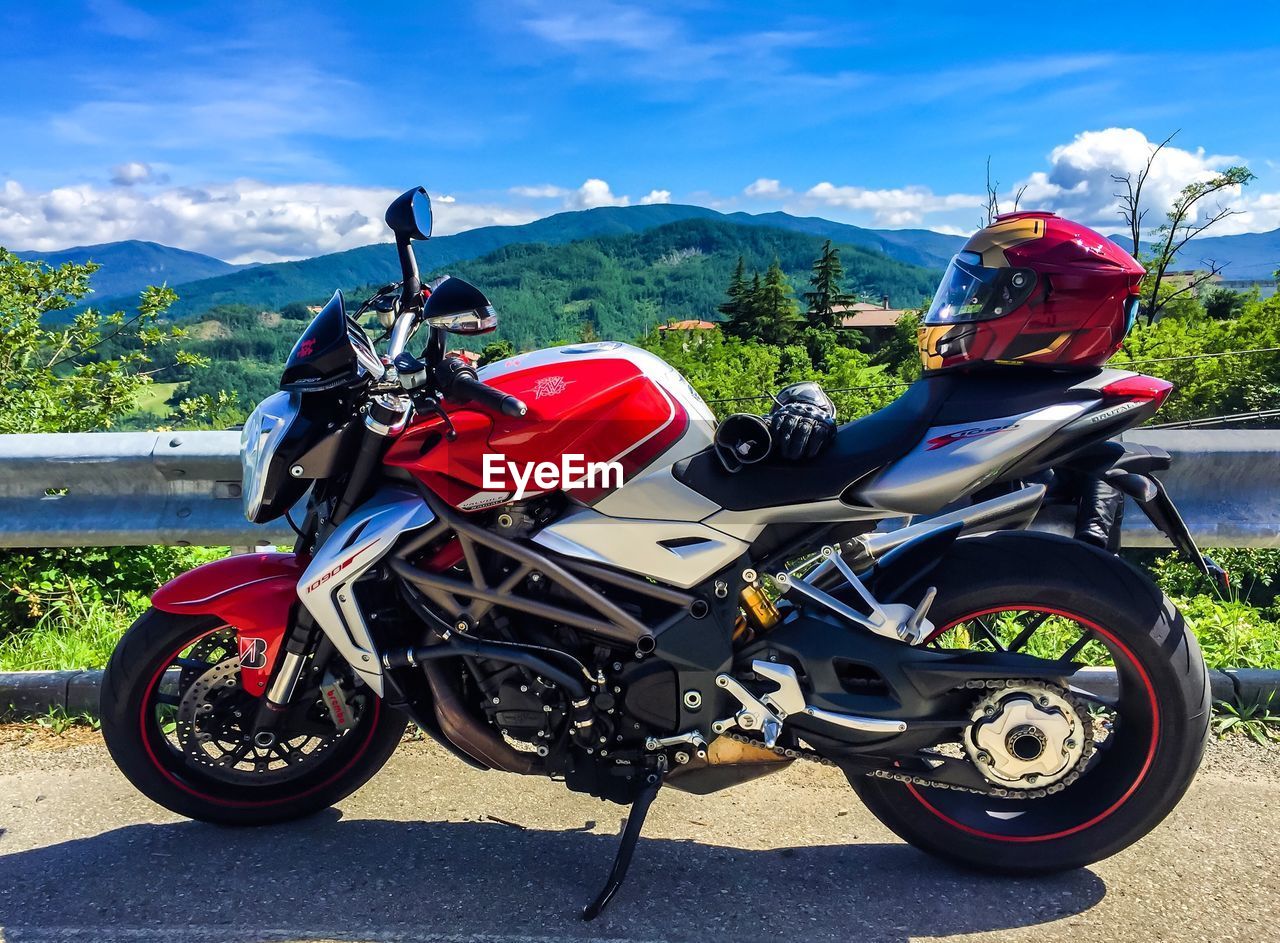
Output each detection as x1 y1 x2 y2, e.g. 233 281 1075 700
917 212 1145 372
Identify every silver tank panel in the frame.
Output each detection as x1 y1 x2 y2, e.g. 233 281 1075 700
532 507 749 589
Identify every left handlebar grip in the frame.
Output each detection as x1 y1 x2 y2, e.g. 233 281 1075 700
453 373 528 418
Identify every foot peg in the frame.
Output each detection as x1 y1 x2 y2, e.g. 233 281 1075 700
900 586 936 645
714 662 908 740
582 763 664 920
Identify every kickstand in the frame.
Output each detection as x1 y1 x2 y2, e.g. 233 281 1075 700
581 768 664 921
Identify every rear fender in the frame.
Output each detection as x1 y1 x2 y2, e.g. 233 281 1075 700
151 552 306 696
865 521 964 605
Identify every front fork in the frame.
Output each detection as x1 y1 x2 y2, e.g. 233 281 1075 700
250 613 331 741
250 395 412 734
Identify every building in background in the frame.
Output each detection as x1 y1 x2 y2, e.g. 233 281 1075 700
833 296 913 338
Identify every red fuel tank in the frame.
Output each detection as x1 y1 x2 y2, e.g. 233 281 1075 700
384 343 712 512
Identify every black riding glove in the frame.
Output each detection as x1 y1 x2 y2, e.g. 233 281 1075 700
769 382 837 461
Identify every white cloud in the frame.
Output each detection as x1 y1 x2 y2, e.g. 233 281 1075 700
744 178 787 198
1014 128 1247 232
570 178 629 209
0 175 678 262
509 184 570 199
521 2 830 89
0 179 535 264
110 161 161 186
802 182 983 227
515 179 669 209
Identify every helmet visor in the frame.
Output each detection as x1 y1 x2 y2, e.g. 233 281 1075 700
924 251 1038 325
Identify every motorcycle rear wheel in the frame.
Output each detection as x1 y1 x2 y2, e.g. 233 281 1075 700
850 531 1210 873
101 609 407 826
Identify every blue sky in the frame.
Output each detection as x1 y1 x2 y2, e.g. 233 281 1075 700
2 0 1278 261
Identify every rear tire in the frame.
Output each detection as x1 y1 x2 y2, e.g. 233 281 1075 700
101 608 408 826
851 531 1209 873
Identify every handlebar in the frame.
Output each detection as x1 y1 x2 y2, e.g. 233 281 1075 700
388 341 527 418
387 308 418 359
451 371 528 418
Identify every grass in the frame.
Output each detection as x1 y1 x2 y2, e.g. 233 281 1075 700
1174 595 1280 670
0 596 132 672
1214 694 1280 744
30 705 100 733
130 381 180 419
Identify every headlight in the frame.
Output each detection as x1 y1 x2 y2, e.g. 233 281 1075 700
240 391 301 522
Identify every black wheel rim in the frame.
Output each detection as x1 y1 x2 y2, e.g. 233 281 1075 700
140 624 381 806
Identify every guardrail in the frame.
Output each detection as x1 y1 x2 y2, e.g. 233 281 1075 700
0 431 294 547
0 429 1276 548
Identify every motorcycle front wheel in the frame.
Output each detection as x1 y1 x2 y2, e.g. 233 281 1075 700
851 531 1210 872
101 609 407 826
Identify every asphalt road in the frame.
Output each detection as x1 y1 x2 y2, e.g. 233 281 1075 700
0 729 1278 943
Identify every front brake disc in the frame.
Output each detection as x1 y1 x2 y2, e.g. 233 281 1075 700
175 658 343 785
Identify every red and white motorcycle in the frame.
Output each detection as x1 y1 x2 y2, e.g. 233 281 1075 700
102 187 1213 918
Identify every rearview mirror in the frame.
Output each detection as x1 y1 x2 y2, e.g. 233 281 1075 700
384 187 433 241
422 276 498 335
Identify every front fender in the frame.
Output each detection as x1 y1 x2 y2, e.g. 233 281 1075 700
152 552 306 696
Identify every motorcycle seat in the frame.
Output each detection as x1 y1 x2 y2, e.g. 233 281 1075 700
674 374 958 512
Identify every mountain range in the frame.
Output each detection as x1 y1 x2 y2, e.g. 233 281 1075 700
11 205 1279 320
63 205 964 318
14 240 246 299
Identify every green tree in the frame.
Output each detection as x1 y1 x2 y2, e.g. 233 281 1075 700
1201 286 1247 321
754 258 803 346
0 251 238 638
0 249 198 433
1111 133 1254 323
717 256 748 326
478 339 516 366
724 271 764 341
804 240 852 331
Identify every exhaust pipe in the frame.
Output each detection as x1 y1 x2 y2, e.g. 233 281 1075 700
421 660 540 775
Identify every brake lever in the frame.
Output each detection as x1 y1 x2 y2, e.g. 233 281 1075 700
411 390 456 440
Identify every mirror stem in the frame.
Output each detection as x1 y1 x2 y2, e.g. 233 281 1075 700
424 326 445 367
396 234 421 312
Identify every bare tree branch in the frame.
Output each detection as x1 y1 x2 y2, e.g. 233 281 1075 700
984 157 1000 227
1146 165 1255 322
1112 130 1177 256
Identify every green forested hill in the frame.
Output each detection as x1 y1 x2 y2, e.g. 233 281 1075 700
430 218 939 349
87 204 958 320
167 217 939 409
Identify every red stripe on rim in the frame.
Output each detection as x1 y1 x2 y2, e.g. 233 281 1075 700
905 604 1158 843
139 627 381 809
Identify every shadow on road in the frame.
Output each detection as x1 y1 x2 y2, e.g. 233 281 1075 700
0 812 1106 941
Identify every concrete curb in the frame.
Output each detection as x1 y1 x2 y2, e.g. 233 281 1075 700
1 667 1277 722
0 670 103 720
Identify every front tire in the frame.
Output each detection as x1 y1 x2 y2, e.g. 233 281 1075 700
101 609 408 826
851 531 1210 873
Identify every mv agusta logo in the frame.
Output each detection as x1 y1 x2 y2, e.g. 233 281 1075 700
925 422 1019 451
296 338 316 358
532 375 573 398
